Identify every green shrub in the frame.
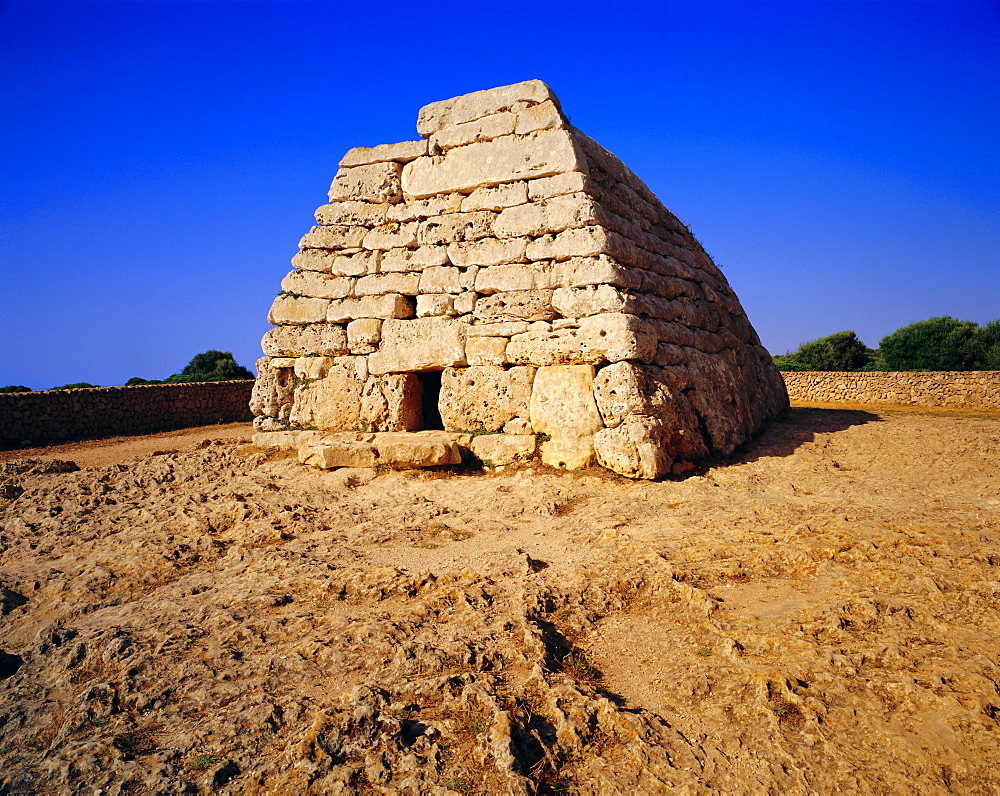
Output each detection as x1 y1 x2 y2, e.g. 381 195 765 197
773 331 875 371
878 317 987 371
0 385 31 393
50 382 100 390
126 377 161 386
170 350 254 382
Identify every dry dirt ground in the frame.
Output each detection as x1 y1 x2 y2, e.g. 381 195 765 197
1 406 999 794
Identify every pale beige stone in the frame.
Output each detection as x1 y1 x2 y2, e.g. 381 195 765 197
326 294 415 323
328 162 403 203
299 225 367 251
250 357 295 418
289 360 366 430
418 211 495 246
324 251 380 277
465 335 508 366
416 293 455 317
439 365 535 432
592 361 703 434
416 79 559 137
315 201 389 227
339 140 428 168
347 318 382 354
380 246 450 272
362 222 419 251
458 267 479 290
269 357 296 369
261 324 349 357
526 226 609 261
453 292 477 314
506 313 657 366
529 365 603 469
474 291 555 323
527 172 590 201
471 434 537 466
252 430 318 449
387 193 464 222
360 374 422 431
281 270 353 300
502 417 533 434
515 100 565 135
417 266 463 294
368 317 469 374
268 295 330 324
402 129 585 198
355 273 421 297
430 111 516 150
494 194 598 238
373 431 464 467
593 417 673 480
448 237 528 268
467 322 529 337
293 356 335 380
474 262 559 294
552 284 630 317
460 182 528 212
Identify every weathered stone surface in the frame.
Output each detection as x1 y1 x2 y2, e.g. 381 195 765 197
315 201 390 227
439 365 535 432
360 374 422 431
448 238 527 268
529 365 603 470
453 292 477 314
467 321 529 337
387 193 464 222
293 356 335 380
506 313 657 366
416 79 559 137
268 295 329 324
402 130 585 198
515 100 565 135
347 318 382 354
298 433 379 468
289 359 366 430
251 429 318 449
430 111 516 150
362 223 419 251
460 182 528 213
250 357 294 418
474 262 559 294
418 266 463 294
280 270 353 300
339 140 427 168
527 171 589 201
474 291 555 323
299 225 368 251
372 431 464 467
465 335 508 366
593 417 673 480
494 195 598 238
418 211 495 246
502 416 533 434
470 434 537 466
380 246 449 272
368 317 468 374
416 294 455 317
355 273 421 297
293 250 380 277
327 294 414 323
525 226 610 261
261 324 349 357
328 162 403 203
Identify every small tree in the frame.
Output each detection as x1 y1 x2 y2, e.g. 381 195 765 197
0 385 31 393
164 350 254 383
772 331 875 371
878 317 984 371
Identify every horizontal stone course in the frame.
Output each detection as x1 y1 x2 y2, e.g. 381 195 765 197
782 372 1000 410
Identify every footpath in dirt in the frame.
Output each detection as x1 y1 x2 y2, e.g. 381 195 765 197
1 406 999 793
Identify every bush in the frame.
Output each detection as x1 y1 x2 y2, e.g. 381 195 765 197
126 377 161 385
878 317 988 371
50 383 100 390
170 350 254 382
773 331 875 372
0 385 31 393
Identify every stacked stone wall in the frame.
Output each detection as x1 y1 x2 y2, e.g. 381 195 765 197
782 372 1000 410
0 382 255 448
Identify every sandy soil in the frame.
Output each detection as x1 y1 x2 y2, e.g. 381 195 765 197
1 406 999 794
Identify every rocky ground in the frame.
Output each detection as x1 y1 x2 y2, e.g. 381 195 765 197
1 406 999 794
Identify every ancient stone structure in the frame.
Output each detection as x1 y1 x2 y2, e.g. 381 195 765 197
251 81 788 478
782 370 1000 410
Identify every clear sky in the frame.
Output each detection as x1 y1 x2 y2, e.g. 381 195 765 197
1 0 997 389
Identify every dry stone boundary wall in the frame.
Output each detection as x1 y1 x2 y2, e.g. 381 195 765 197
0 382 254 448
782 371 1000 410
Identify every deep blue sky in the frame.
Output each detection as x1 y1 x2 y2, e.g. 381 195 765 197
1 0 997 389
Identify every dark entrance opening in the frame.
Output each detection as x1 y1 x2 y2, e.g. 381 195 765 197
417 371 444 430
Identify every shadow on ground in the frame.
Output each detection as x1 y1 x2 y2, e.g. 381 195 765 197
736 407 883 463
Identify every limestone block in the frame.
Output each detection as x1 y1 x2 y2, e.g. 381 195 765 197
387 194 464 222
592 361 702 435
461 182 528 212
268 295 330 324
355 273 421 297
593 418 673 480
416 294 455 317
430 111 516 150
494 195 598 238
459 267 479 290
653 342 686 366
502 417 533 435
418 211 495 246
471 434 537 466
261 324 349 357
315 251 380 277
474 262 559 294
448 238 528 268
372 431 464 467
529 365 603 469
416 266 462 294
300 437 379 469
380 246 450 272
526 226 610 261
467 322 529 337
252 430 318 449
293 356 335 380
347 318 382 354
466 335 508 366
250 356 294 417
515 100 565 135
454 292 477 314
339 140 428 168
368 317 469 374
362 222 419 251
416 80 559 137
299 225 368 251
474 291 555 323
328 162 403 203
527 172 590 201
360 373 422 431
326 294 415 323
402 129 586 198
289 359 366 430
270 357 297 369
552 285 632 317
315 201 389 227
281 270 353 300
439 365 535 432
506 313 657 366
